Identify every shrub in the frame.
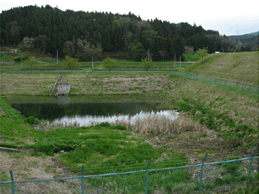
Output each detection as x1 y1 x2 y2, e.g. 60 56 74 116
25 116 40 125
141 57 153 72
63 56 80 70
24 56 39 70
98 122 111 127
112 125 127 130
102 57 120 72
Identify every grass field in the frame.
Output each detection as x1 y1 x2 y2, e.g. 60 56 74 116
184 52 259 85
1 53 191 71
0 74 57 95
0 73 169 96
62 73 169 95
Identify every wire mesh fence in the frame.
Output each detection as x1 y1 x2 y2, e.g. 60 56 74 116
171 71 259 96
1 148 258 194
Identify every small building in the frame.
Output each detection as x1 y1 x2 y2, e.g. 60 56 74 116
215 51 220 53
57 82 70 95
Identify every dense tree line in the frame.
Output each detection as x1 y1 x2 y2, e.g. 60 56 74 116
1 5 236 61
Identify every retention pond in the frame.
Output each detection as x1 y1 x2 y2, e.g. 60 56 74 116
5 95 178 127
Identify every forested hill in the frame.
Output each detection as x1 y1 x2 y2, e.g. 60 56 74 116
1 5 237 61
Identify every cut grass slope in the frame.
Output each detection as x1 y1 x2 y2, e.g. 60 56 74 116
184 52 259 86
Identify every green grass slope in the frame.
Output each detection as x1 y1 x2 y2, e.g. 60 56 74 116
184 52 259 86
0 97 39 147
160 75 258 150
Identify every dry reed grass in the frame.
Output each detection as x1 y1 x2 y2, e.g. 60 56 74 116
112 113 207 137
34 120 80 131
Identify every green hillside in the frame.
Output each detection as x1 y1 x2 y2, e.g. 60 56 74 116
228 32 258 51
184 51 259 86
228 31 259 41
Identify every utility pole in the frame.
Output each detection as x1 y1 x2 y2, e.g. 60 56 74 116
174 54 176 66
180 57 181 68
57 50 58 64
92 56 93 70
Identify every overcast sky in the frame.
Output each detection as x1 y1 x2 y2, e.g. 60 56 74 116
1 0 258 36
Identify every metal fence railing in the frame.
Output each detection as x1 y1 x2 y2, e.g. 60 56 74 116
171 71 259 96
1 149 258 194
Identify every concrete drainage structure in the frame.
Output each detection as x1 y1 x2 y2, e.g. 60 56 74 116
57 82 70 95
50 75 70 96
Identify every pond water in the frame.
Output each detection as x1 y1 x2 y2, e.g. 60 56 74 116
6 95 178 127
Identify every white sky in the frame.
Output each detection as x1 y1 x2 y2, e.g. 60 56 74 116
1 0 258 36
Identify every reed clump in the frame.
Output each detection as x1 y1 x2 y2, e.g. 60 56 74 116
112 113 207 137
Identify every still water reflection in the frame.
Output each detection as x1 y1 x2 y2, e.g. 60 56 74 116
53 110 178 127
6 95 178 127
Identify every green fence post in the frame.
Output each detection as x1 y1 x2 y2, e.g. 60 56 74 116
247 148 258 187
81 166 84 194
145 160 151 194
10 170 15 194
200 154 208 194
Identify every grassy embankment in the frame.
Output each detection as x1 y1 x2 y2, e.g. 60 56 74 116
159 52 258 151
184 51 259 85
